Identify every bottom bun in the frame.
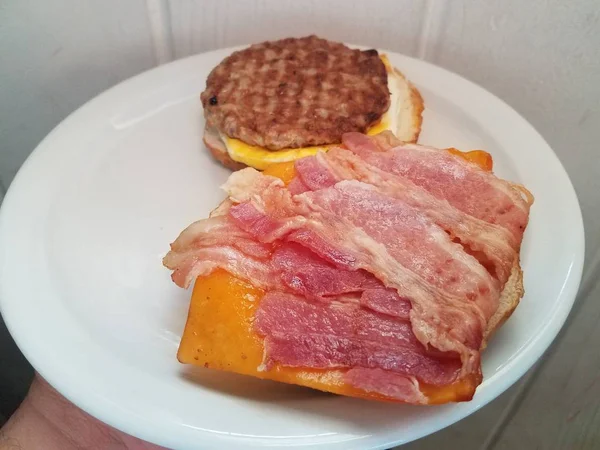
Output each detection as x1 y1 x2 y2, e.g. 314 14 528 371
203 126 247 171
482 259 524 347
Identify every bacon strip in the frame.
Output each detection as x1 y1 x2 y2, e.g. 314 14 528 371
226 171 498 377
255 292 462 387
163 216 273 288
341 132 531 243
344 368 427 403
164 216 413 319
293 149 518 283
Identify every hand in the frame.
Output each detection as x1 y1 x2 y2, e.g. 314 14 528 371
0 375 164 450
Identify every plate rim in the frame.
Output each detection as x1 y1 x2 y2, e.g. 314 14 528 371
0 44 585 449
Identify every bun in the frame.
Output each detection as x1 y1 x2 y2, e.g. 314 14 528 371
390 67 424 143
482 259 524 347
203 125 246 171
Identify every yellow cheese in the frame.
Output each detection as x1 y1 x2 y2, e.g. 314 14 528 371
221 54 399 170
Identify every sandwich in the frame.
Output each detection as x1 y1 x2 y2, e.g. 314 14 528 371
200 35 424 171
163 131 533 404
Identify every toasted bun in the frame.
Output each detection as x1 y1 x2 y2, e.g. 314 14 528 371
203 125 246 171
391 67 424 143
482 259 524 347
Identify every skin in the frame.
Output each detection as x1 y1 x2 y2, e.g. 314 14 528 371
0 375 163 450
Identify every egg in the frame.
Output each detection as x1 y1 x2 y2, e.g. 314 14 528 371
219 54 402 170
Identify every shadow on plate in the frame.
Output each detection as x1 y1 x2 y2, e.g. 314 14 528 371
178 365 447 433
179 365 331 402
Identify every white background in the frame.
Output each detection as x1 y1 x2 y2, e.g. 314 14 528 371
0 1 598 448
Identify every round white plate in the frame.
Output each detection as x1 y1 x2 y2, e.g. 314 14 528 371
0 46 584 449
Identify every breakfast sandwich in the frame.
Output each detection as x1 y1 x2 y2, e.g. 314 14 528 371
163 132 533 404
200 35 424 170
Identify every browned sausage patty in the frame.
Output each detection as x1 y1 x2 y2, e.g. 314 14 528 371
201 35 390 150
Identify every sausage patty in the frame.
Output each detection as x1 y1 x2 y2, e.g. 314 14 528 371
201 35 390 150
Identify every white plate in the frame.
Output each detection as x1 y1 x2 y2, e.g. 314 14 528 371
0 46 584 449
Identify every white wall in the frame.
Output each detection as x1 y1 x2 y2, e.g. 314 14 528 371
0 0 599 448
0 0 156 189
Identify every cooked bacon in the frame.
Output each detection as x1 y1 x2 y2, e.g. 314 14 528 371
163 216 274 288
164 217 412 317
226 173 497 376
275 243 413 317
360 288 412 320
292 149 518 283
307 181 498 317
228 176 497 317
255 292 461 386
342 132 531 243
167 245 272 289
295 155 338 191
287 176 310 195
274 242 376 298
344 368 427 403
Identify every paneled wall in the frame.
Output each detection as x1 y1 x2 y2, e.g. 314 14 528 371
1 0 598 448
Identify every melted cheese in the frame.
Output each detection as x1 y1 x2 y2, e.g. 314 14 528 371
221 54 401 170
